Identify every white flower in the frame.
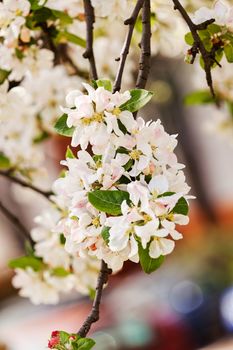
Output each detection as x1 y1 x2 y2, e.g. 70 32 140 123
149 237 175 259
12 268 75 305
193 1 233 28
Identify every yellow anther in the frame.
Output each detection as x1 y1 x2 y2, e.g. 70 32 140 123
129 149 142 160
92 217 100 227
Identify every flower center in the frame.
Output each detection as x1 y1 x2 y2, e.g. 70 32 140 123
112 107 121 116
92 217 100 227
129 149 142 160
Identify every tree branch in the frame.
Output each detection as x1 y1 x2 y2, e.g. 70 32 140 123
78 260 111 338
172 0 219 102
136 0 151 89
0 171 53 202
113 0 145 93
0 201 33 245
83 0 98 80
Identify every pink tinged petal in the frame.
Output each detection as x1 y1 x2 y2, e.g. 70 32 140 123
82 83 95 99
214 1 227 22
128 235 138 258
127 208 142 223
66 90 82 107
135 220 159 248
116 153 130 166
170 230 183 240
149 240 162 259
154 228 169 238
173 214 189 225
149 238 175 259
137 155 149 171
161 219 175 231
119 111 137 132
159 238 175 255
149 175 169 195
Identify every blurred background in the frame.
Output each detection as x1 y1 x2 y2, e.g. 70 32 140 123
1 55 233 350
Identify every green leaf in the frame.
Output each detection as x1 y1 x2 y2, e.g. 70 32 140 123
95 79 112 91
123 159 134 171
29 0 47 10
66 146 76 159
185 32 194 46
207 23 222 35
88 288 96 301
0 69 10 84
33 130 49 143
117 119 127 134
120 89 153 113
76 338 95 350
9 256 43 271
138 241 164 274
32 7 53 22
56 31 86 47
60 233 66 244
172 197 189 215
59 331 70 344
101 226 110 244
51 9 73 25
52 267 70 277
0 153 11 169
224 44 233 63
88 190 130 215
54 114 75 137
15 48 24 60
184 90 214 105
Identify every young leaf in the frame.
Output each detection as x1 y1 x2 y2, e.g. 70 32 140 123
185 32 194 46
56 31 86 47
51 267 71 277
88 190 130 215
95 79 112 91
172 197 189 215
120 89 153 113
51 9 73 25
138 241 164 274
224 44 233 63
29 0 47 10
184 90 214 105
101 226 110 244
76 338 95 350
9 256 43 271
66 146 76 159
54 114 75 137
0 69 10 84
0 153 11 169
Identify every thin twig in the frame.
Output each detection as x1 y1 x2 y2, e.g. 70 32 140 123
83 0 98 80
113 0 144 93
0 201 33 245
172 0 219 101
0 171 53 202
78 260 111 338
136 0 151 89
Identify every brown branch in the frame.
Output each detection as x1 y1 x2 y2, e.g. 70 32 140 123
83 0 98 80
0 171 53 202
113 0 145 93
136 0 151 89
0 201 33 245
172 0 219 102
78 260 111 338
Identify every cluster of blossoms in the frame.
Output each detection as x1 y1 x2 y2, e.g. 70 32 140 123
47 330 95 350
12 207 100 305
0 80 44 176
0 0 54 81
193 0 233 27
51 83 191 273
